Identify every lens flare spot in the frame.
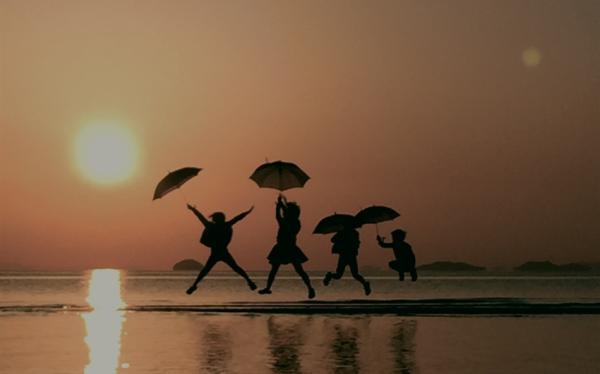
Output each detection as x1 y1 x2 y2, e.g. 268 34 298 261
522 47 542 68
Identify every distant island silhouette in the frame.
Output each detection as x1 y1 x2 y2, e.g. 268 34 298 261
173 259 204 271
514 261 591 272
417 261 485 272
1 260 598 273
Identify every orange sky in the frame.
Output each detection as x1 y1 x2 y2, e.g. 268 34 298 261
1 1 599 270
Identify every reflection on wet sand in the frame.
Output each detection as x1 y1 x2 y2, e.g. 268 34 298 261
78 275 419 374
264 316 419 373
82 269 125 374
267 316 309 373
330 324 360 374
202 323 233 374
391 320 418 374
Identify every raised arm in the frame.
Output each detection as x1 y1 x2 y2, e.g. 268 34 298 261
275 198 285 223
331 231 341 244
228 206 254 225
187 204 210 226
376 235 394 248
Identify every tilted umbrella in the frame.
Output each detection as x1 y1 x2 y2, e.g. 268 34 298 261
153 167 201 200
313 213 358 234
249 160 309 192
355 205 400 235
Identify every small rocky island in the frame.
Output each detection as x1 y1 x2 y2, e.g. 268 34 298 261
173 259 204 271
514 261 591 272
417 261 485 272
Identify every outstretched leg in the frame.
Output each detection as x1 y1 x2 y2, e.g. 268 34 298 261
348 257 371 295
222 255 257 290
259 264 280 294
324 256 346 286
293 262 315 299
187 255 218 294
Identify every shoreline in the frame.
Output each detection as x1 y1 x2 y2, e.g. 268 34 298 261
3 298 600 316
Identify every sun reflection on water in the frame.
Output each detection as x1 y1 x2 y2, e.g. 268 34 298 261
83 269 126 374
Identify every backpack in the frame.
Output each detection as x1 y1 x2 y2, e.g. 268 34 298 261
200 223 232 248
331 229 360 254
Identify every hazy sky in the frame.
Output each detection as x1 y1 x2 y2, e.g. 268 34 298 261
1 0 599 270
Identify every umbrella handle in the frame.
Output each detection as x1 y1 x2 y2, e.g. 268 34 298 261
375 223 380 236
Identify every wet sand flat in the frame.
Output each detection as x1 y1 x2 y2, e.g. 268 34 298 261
1 313 599 373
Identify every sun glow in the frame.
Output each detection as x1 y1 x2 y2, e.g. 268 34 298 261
83 269 126 374
74 123 139 185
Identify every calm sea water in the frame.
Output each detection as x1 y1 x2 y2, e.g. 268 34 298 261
1 271 599 373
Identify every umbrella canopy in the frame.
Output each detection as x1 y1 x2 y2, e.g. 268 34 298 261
153 167 201 200
249 160 309 191
313 213 358 234
355 205 400 225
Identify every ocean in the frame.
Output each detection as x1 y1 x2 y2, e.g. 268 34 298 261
1 270 599 373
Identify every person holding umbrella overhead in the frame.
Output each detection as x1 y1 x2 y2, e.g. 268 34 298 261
314 214 371 295
325 223 371 295
354 205 416 281
250 160 316 299
152 167 257 294
258 194 315 298
185 204 257 295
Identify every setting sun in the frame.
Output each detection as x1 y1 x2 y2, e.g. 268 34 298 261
73 123 140 185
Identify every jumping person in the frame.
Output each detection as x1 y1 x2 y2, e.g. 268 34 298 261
376 229 417 281
186 204 257 294
259 195 315 299
323 223 371 295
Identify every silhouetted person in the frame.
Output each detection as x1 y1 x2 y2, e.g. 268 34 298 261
186 204 257 294
259 195 315 299
377 229 417 281
323 224 371 295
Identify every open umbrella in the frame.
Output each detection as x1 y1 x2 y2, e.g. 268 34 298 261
355 205 400 235
249 160 309 191
313 213 358 234
153 167 201 200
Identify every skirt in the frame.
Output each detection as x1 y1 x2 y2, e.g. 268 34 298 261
267 243 308 265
